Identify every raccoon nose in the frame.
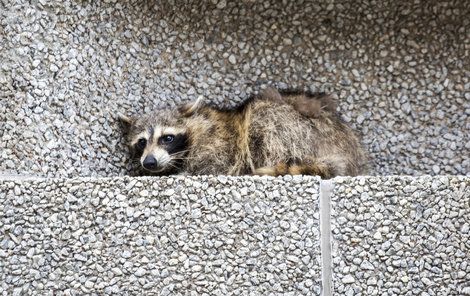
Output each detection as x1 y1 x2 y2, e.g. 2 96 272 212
143 155 158 170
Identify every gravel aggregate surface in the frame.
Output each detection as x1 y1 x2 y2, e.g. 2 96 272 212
331 176 470 295
0 175 322 295
1 0 468 177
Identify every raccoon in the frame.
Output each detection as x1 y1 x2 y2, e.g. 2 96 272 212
119 88 368 178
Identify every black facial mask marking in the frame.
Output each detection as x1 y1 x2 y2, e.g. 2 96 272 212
130 131 189 176
164 134 189 155
133 142 145 158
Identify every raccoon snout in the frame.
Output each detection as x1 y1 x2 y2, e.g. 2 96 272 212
142 155 158 170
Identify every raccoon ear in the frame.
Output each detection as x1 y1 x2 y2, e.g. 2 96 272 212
259 87 283 103
319 93 338 113
178 95 205 117
117 113 135 133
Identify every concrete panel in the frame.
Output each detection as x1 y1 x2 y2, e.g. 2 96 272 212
331 176 469 295
0 175 321 295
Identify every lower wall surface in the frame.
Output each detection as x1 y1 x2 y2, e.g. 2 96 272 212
0 175 468 295
331 176 469 296
0 176 321 295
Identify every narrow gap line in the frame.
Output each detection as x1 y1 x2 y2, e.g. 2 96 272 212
0 174 46 181
320 179 334 296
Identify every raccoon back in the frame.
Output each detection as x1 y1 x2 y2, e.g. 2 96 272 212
247 100 367 175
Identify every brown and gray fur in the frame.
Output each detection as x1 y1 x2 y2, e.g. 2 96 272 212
119 88 368 178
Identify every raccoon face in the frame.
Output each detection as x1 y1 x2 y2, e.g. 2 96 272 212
119 111 190 175
132 127 189 174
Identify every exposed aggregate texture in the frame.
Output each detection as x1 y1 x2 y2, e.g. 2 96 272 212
0 175 322 295
331 176 470 295
0 0 469 178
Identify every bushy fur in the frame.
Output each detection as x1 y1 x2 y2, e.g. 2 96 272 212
119 88 368 178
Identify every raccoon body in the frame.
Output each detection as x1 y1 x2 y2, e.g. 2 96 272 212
120 89 368 178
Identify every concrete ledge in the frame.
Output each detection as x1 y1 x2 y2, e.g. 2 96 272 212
331 176 469 295
0 176 321 295
1 175 468 295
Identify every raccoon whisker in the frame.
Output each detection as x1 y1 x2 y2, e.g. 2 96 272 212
170 152 196 159
167 161 179 168
171 156 198 160
171 154 192 159
170 150 191 156
170 158 198 163
171 149 189 153
166 162 183 171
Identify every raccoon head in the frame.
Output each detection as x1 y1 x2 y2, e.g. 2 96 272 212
119 109 191 175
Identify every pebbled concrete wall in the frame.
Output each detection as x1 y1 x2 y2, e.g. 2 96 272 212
0 175 322 295
1 0 468 178
1 1 468 294
331 176 469 295
1 175 468 295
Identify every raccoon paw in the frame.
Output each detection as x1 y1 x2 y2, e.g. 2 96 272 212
254 160 337 179
253 166 278 176
253 163 292 176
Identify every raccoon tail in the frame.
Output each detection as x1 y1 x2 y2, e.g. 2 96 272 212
253 156 348 179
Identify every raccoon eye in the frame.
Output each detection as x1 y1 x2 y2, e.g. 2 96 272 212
136 138 147 150
160 135 175 144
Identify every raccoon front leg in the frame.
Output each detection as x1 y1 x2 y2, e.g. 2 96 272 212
253 156 347 179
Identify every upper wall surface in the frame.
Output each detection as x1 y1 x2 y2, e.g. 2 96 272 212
1 0 468 178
